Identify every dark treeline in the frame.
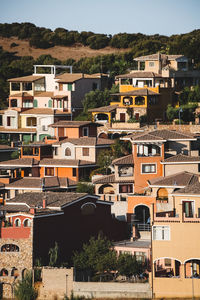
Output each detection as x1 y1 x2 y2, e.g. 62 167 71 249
0 22 200 64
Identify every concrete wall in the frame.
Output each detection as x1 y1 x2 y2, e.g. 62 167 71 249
73 281 151 298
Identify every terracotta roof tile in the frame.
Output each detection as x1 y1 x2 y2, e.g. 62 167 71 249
112 155 133 165
8 75 44 82
39 158 96 166
116 72 161 79
50 121 95 128
164 154 200 163
93 174 133 184
149 171 198 187
173 181 200 195
88 105 119 113
0 158 39 167
0 127 36 133
54 137 114 146
112 89 160 96
21 108 54 115
133 53 184 61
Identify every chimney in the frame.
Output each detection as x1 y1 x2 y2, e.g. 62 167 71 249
43 197 46 209
30 208 35 215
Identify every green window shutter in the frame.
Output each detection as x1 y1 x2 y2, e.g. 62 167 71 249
33 99 38 108
60 101 62 108
48 99 52 108
68 84 72 91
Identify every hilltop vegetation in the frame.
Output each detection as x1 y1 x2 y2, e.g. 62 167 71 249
0 22 200 109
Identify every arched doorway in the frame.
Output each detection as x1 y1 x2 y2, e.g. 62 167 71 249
134 205 150 224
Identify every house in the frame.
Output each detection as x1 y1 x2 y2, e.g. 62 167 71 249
151 180 200 298
0 192 127 289
0 121 114 199
89 53 200 124
0 65 108 143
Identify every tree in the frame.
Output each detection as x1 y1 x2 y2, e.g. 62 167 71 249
111 139 132 159
97 149 114 174
117 253 144 279
76 183 94 194
48 242 59 267
82 89 110 113
14 271 38 300
73 234 117 275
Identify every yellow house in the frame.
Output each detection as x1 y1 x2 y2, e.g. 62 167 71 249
151 180 200 298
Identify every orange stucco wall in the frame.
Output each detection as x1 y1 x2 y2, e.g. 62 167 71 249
40 166 78 181
133 144 164 193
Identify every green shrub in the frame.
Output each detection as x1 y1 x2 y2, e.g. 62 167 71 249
14 271 38 300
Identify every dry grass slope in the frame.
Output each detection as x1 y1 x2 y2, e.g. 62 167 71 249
0 37 130 61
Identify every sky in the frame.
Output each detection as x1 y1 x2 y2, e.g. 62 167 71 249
0 0 200 36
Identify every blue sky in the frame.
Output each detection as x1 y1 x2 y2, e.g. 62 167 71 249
1 0 200 36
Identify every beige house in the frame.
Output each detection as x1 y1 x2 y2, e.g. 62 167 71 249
151 180 200 298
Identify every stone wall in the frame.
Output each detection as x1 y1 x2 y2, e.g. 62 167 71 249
149 122 200 133
38 267 73 300
0 226 33 299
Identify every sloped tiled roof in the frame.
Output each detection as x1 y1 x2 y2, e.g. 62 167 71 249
149 171 198 187
39 158 96 166
88 105 119 113
163 154 200 163
54 137 114 146
8 75 44 82
56 73 103 83
0 144 12 150
112 89 160 96
50 121 95 128
173 181 200 195
116 72 161 79
0 127 36 133
93 174 133 184
0 158 39 167
8 192 90 208
150 129 196 140
21 108 54 115
112 155 133 165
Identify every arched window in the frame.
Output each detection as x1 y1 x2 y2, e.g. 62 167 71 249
0 269 8 276
1 244 19 252
135 96 145 106
15 218 21 227
123 97 133 106
65 147 71 156
33 99 38 108
23 218 31 227
48 99 52 108
81 203 96 215
11 267 19 277
157 188 168 201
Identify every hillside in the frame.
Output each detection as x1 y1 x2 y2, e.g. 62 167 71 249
0 37 129 61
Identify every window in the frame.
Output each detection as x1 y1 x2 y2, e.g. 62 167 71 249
11 83 20 91
23 219 31 227
153 226 170 240
123 97 133 106
72 168 76 177
183 201 194 218
14 218 21 227
23 100 33 108
142 164 156 173
7 116 15 127
149 61 155 67
33 99 38 108
134 251 146 263
22 82 32 91
81 203 96 215
135 96 145 106
54 147 58 155
82 127 89 137
92 83 98 90
48 99 52 108
45 167 54 176
165 258 171 267
0 115 2 126
26 117 36 127
68 83 72 91
10 99 17 107
119 184 133 193
65 147 71 156
82 148 89 156
1 244 19 252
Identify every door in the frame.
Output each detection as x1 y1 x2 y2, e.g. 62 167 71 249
58 127 64 137
120 113 125 122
